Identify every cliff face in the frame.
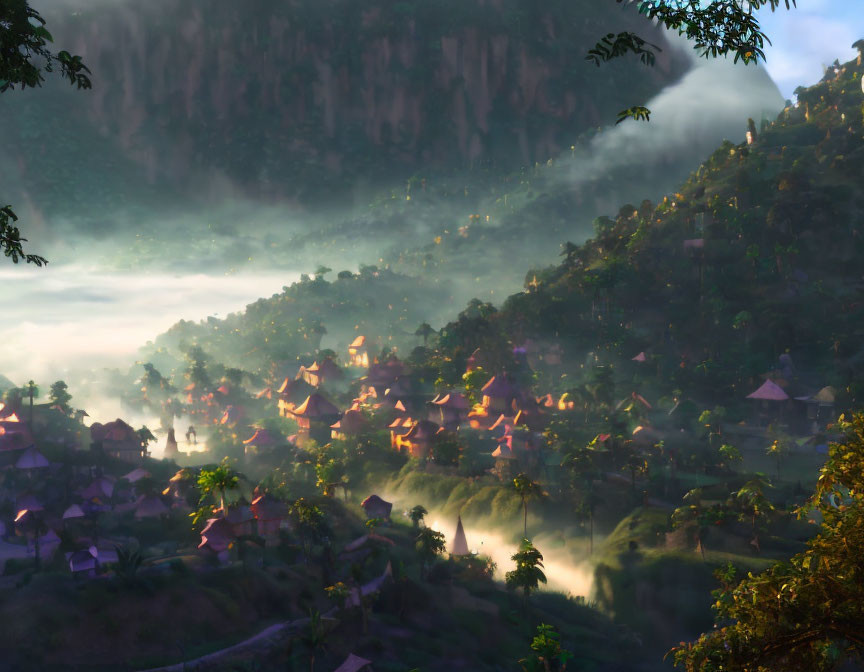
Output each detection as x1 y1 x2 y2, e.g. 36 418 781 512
16 0 687 205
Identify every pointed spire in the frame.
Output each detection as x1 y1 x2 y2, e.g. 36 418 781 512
451 515 470 556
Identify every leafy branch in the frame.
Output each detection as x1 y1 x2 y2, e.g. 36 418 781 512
589 1 796 123
0 206 47 266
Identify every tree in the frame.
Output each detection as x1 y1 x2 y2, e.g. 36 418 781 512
136 426 157 456
415 526 446 579
1 0 92 265
766 438 788 479
588 1 797 123
512 473 544 538
48 380 72 415
734 475 775 553
519 623 573 672
324 582 350 615
414 322 435 346
671 413 864 671
409 504 428 529
25 380 37 429
195 458 240 520
300 609 329 672
292 498 326 561
506 538 547 612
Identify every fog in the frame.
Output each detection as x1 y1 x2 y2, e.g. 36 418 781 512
0 26 785 430
0 264 293 420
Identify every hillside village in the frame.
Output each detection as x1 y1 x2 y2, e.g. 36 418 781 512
1 3 864 668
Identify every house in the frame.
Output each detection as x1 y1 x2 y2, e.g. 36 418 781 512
395 419 441 459
334 654 373 672
288 394 341 444
224 505 256 537
298 358 344 388
747 379 790 425
251 494 288 539
480 376 519 414
91 419 146 463
67 549 98 576
219 405 244 426
360 494 392 520
243 428 281 458
389 416 414 450
794 386 837 432
81 477 115 503
429 392 469 429
135 495 170 519
348 335 370 369
362 358 407 396
123 467 151 483
331 407 367 440
199 517 235 563
277 377 317 417
15 446 50 470
0 407 33 451
491 439 517 480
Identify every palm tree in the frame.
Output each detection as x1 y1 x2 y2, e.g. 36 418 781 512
512 473 544 538
26 380 38 430
196 458 239 516
505 538 547 612
409 504 428 529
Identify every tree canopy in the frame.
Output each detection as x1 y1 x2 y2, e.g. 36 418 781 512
590 0 796 123
671 413 864 671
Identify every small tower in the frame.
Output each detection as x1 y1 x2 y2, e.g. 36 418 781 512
164 428 179 460
451 515 470 556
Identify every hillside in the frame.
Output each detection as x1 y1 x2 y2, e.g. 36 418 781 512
418 53 864 414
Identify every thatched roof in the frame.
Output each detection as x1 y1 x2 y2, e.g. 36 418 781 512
333 653 373 672
747 380 789 401
291 394 340 418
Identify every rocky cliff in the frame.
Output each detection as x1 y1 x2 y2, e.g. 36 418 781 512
7 0 688 207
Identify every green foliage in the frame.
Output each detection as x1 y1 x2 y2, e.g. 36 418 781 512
506 538 547 609
48 380 72 414
415 526 446 579
672 412 864 671
409 505 428 528
519 623 573 672
194 458 240 524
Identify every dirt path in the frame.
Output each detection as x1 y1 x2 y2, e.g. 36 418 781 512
137 619 306 671
136 613 337 672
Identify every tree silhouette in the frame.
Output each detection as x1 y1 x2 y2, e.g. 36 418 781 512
414 322 435 346
409 504 428 529
506 538 547 612
512 473 544 538
49 381 72 415
415 526 446 579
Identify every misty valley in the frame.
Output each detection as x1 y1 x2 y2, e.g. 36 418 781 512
1 1 863 671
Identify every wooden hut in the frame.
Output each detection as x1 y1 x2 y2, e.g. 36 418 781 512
288 394 340 444
360 494 392 520
91 419 146 463
429 392 469 429
348 335 370 369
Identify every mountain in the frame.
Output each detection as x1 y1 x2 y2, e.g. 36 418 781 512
4 0 686 213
